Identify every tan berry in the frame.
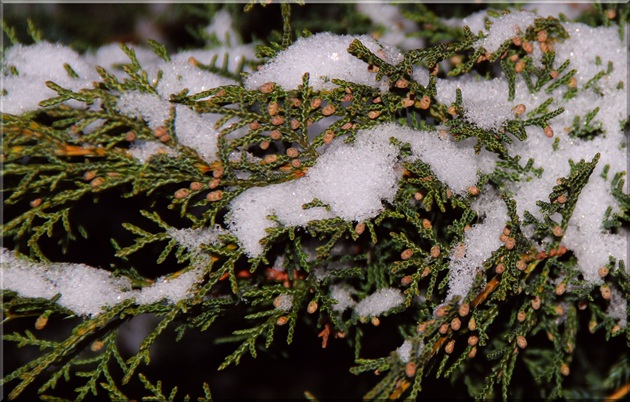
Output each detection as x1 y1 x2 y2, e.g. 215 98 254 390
447 105 457 115
445 340 455 354
323 130 335 144
600 284 611 300
90 177 104 188
606 9 616 19
291 119 300 130
552 225 563 237
373 96 382 103
516 335 528 349
421 266 431 278
90 340 104 352
206 190 223 202
190 181 203 191
517 310 527 322
341 122 353 130
544 125 554 138
419 95 431 109
417 322 428 333
598 266 609 278
401 275 413 286
286 147 299 158
153 126 167 138
260 82 275 93
555 283 566 296
588 320 597 333
310 98 322 109
249 121 260 130
270 130 283 140
439 323 449 334
209 178 220 189
159 134 170 142
522 41 534 53
499 233 508 242
515 60 526 73
516 259 527 271
468 318 476 331
276 316 289 325
307 300 318 314
414 192 424 201
355 222 366 235
568 77 577 88
30 198 42 208
84 170 97 181
263 154 278 164
268 101 279 116
291 159 301 168
260 140 270 150
395 78 409 88
405 362 417 378
322 104 336 116
291 98 301 107
468 186 480 196
401 98 414 108
509 54 519 62
458 303 470 317
495 263 506 274
454 243 466 258
512 36 522 46
512 104 526 116
35 315 48 330
578 300 588 310
505 237 516 250
401 248 414 260
368 110 380 119
554 305 565 316
560 363 570 376
125 131 136 141
422 219 432 230
532 296 542 310
212 166 225 179
550 70 559 79
612 324 621 335
430 245 441 258
537 30 548 43
556 194 567 204
371 316 380 326
451 317 462 331
174 188 190 199
271 115 284 126
468 346 477 359
468 335 479 346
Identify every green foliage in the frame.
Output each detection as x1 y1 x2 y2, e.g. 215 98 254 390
2 3 628 401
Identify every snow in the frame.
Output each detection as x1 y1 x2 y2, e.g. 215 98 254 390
473 11 537 54
354 287 404 317
1 248 203 317
273 293 294 312
229 122 482 257
1 42 99 114
330 283 357 313
117 90 172 129
1 7 627 325
244 32 403 92
128 140 178 163
446 191 509 301
356 3 424 50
